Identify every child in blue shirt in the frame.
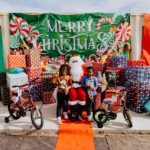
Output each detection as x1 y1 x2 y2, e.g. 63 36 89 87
81 66 98 121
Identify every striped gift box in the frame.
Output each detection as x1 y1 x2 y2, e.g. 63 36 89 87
127 60 146 66
24 49 41 68
110 56 127 67
43 91 56 104
8 55 26 69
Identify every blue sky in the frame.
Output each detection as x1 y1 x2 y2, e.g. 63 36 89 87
0 0 150 13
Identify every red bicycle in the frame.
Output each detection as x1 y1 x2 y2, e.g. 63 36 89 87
4 77 44 130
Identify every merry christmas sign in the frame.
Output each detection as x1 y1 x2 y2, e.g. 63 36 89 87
9 13 131 63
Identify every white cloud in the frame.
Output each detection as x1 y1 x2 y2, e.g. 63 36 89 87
0 0 150 13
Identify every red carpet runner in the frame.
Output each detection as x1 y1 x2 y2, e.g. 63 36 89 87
55 119 95 150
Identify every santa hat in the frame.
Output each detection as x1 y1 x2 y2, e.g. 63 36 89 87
72 54 80 58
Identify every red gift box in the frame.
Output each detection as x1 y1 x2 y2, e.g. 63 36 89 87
8 55 26 68
10 49 24 55
43 91 56 104
127 60 146 66
105 92 122 112
24 49 41 68
92 62 103 76
25 68 42 83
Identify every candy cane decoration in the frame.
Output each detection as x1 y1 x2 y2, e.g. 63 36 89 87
27 26 40 48
115 22 131 42
112 13 126 23
10 15 29 38
97 17 113 31
84 57 94 65
36 44 42 51
10 35 20 49
10 15 29 49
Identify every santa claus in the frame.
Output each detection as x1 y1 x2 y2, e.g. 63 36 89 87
68 54 86 121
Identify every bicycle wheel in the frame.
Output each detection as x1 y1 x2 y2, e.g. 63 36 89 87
93 109 108 124
31 107 44 129
123 110 133 128
8 101 21 120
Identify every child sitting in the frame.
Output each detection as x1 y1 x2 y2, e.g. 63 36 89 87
56 64 72 125
81 66 98 121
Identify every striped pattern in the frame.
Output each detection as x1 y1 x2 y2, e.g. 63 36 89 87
25 68 42 83
25 49 41 68
127 60 146 66
8 55 26 68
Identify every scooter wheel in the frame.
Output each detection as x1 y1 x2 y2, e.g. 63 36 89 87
4 117 9 123
97 123 103 128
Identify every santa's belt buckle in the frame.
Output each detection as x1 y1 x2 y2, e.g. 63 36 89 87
72 81 81 84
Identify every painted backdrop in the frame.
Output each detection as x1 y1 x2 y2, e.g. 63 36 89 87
9 13 131 65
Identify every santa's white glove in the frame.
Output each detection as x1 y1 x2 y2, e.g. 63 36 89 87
72 83 81 88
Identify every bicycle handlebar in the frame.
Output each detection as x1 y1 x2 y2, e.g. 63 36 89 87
29 77 39 84
12 77 39 88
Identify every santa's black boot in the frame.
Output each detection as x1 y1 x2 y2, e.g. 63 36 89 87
70 105 77 122
76 104 83 121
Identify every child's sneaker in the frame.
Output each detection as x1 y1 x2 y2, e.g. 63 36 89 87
63 112 68 120
57 117 62 125
88 112 93 122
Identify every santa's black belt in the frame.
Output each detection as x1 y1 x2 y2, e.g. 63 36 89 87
72 81 81 84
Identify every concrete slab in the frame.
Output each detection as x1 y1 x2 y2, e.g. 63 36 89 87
1 102 150 135
106 135 150 150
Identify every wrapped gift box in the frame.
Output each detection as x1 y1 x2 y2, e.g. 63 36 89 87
43 91 56 104
125 80 150 113
42 78 57 91
41 72 53 78
10 49 24 55
30 84 43 101
92 62 103 77
106 67 125 85
127 60 146 66
8 55 26 68
7 72 28 88
110 56 127 67
125 66 150 81
105 70 120 86
1 86 10 105
25 68 42 83
105 91 122 112
24 49 41 68
0 72 7 86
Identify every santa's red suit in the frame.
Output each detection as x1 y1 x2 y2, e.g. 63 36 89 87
68 55 86 121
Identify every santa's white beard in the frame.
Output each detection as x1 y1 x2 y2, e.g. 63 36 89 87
70 63 83 81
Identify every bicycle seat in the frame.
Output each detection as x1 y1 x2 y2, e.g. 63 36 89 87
103 96 117 104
